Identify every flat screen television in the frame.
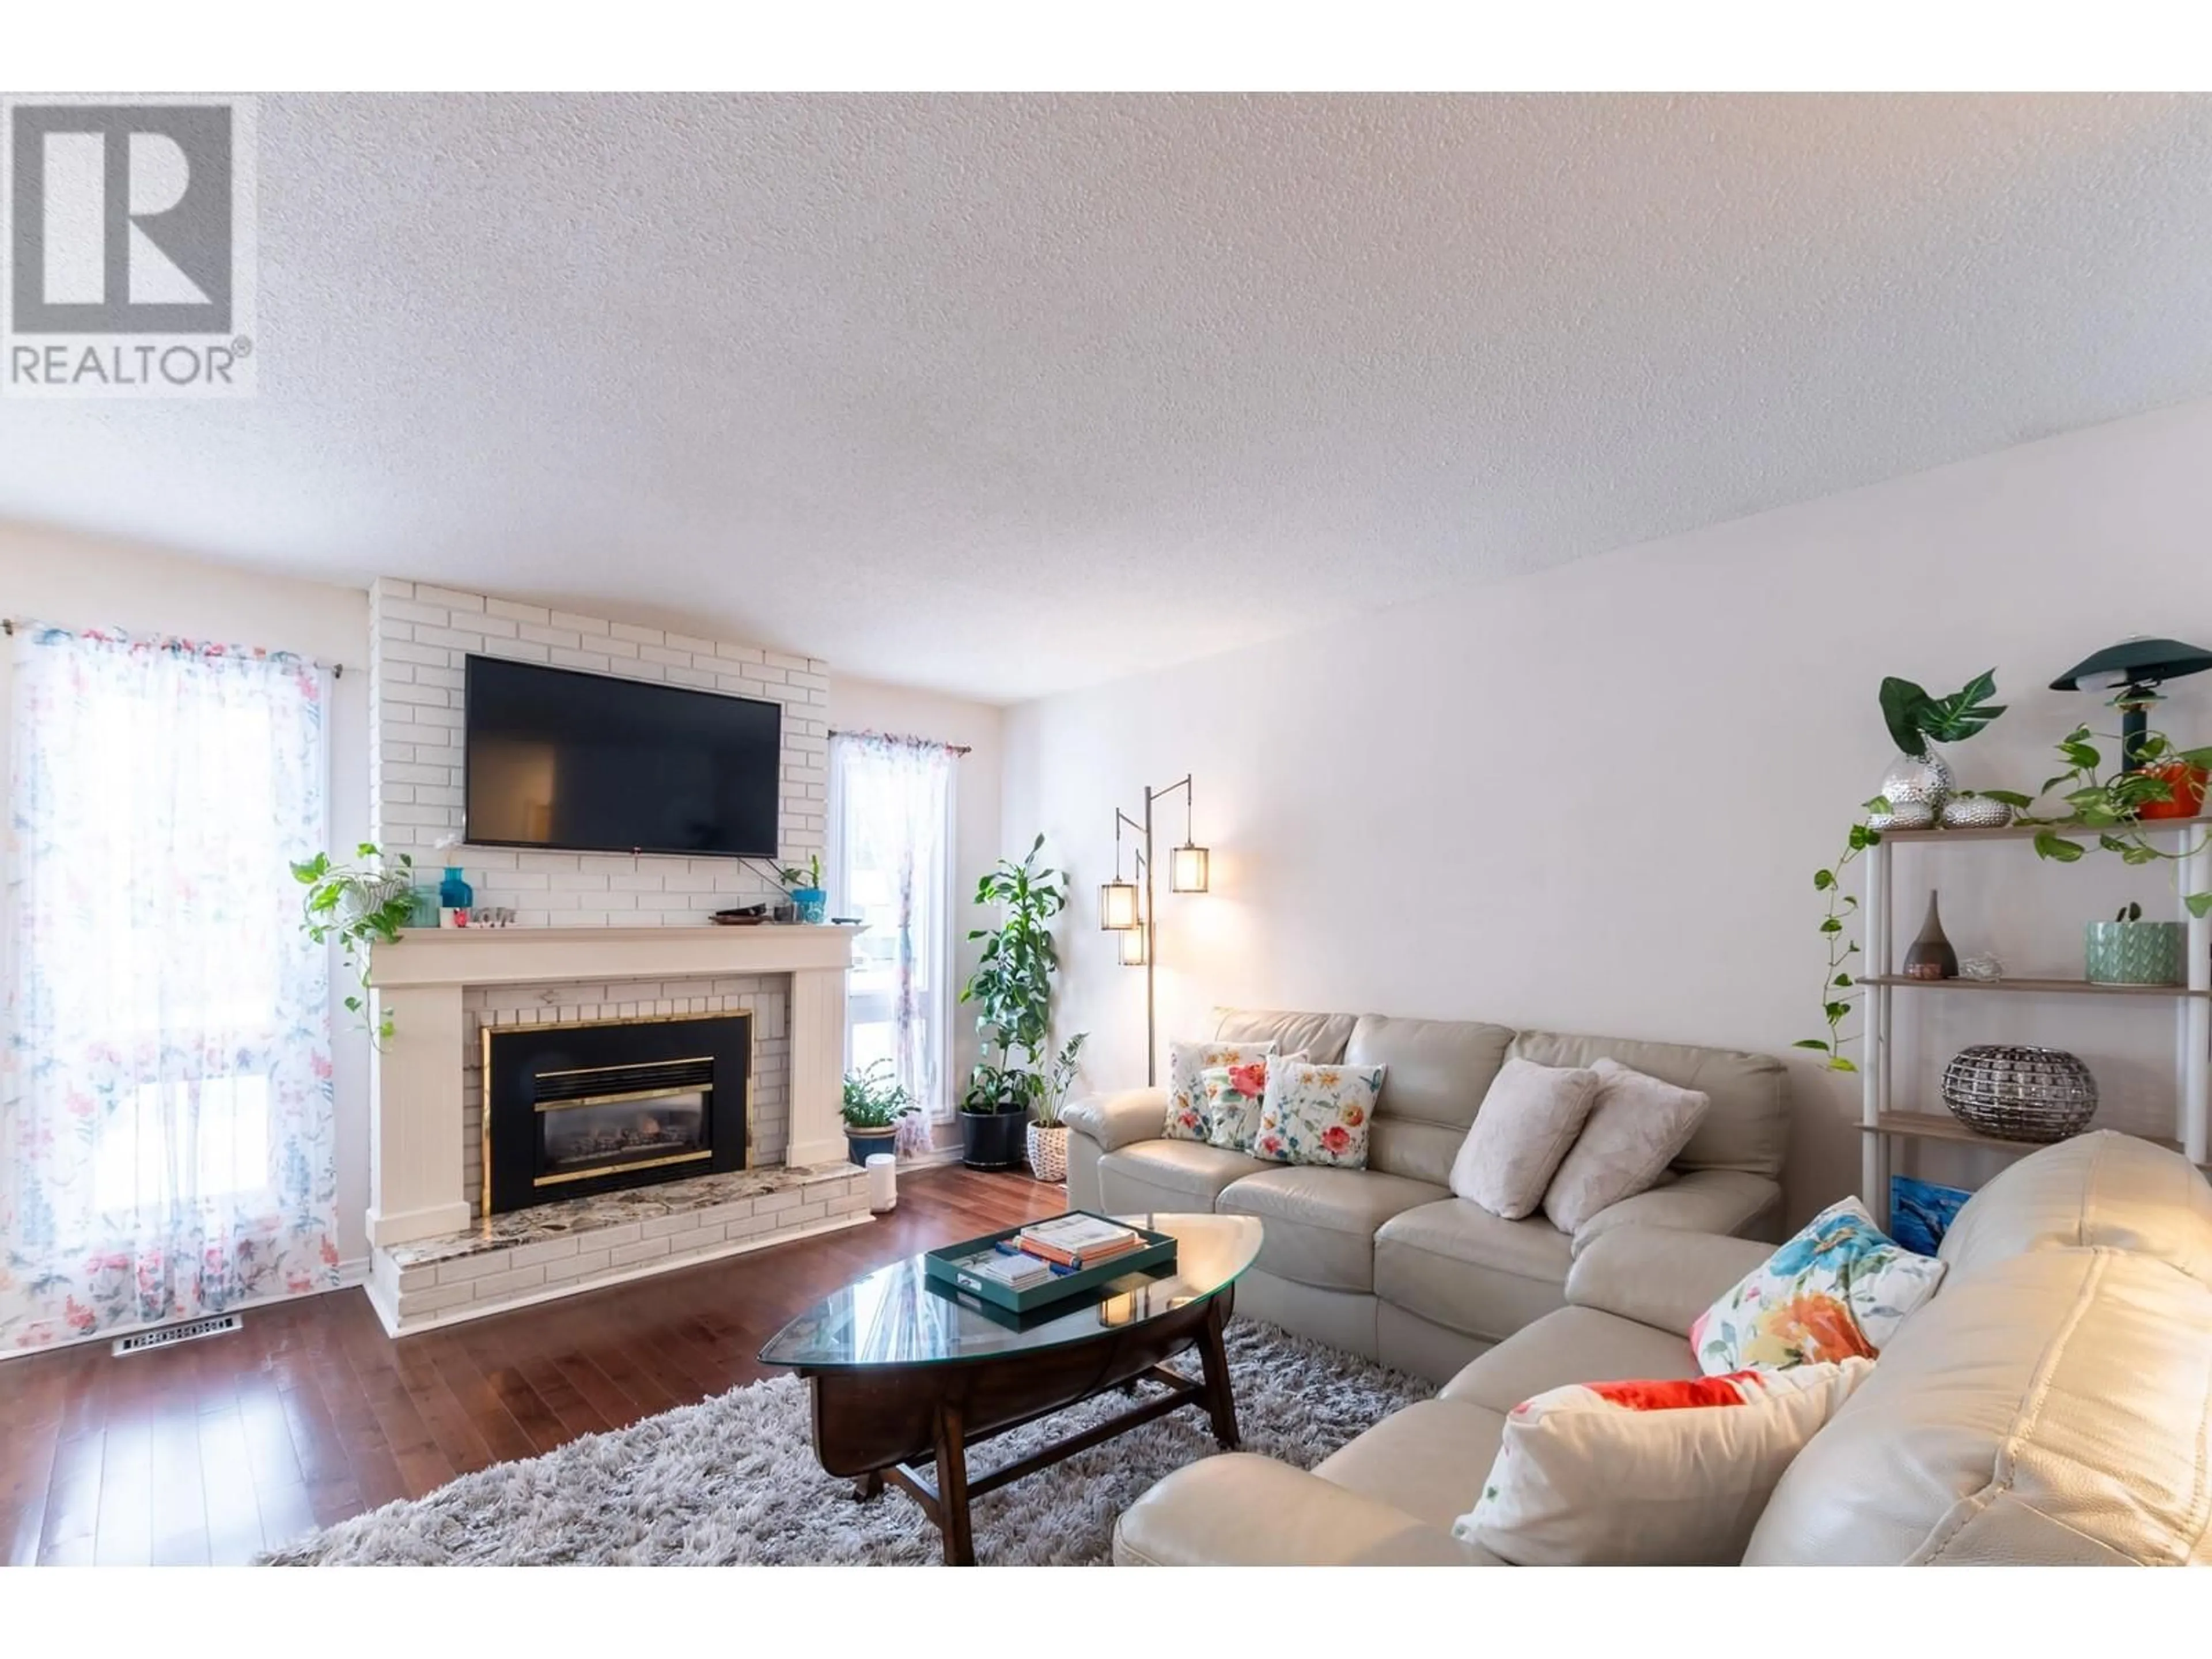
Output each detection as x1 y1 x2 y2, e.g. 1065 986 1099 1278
463 655 782 858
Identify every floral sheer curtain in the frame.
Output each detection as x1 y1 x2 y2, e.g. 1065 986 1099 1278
2 625 339 1353
829 731 957 1156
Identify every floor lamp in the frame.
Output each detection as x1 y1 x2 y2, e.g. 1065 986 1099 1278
1100 774 1210 1086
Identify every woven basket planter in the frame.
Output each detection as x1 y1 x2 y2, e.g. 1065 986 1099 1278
1940 1044 2099 1143
1025 1123 1069 1184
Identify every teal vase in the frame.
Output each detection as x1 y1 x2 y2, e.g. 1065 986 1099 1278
2084 921 2183 986
440 865 474 908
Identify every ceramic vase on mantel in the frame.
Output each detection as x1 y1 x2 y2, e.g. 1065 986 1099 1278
1903 891 1959 980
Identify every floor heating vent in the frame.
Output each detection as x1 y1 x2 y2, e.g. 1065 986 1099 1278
112 1313 242 1357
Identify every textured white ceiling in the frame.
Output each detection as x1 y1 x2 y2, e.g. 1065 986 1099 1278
7 92 2212 701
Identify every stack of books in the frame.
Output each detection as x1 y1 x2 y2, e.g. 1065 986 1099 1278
962 1249 1056 1291
1014 1214 1143 1270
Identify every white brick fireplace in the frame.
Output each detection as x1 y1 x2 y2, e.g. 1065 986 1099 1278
357 578 870 1336
361 923 866 1334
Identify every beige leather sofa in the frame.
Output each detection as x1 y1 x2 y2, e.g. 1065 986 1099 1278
1062 1008 1789 1381
1115 1131 2212 1565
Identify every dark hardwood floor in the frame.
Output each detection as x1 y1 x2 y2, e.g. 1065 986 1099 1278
0 1165 1067 1566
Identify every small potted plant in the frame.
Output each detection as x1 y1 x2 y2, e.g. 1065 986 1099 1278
840 1059 916 1166
1024 1033 1087 1184
2085 900 2185 987
290 843 416 1044
779 853 828 923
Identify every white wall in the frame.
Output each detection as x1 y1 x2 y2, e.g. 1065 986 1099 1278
828 675 1007 1145
0 521 376 1267
1004 399 2212 1223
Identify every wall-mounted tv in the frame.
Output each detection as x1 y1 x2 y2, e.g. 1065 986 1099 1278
463 655 782 858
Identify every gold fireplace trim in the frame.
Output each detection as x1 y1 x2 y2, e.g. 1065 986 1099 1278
480 1007 756 1217
532 1147 714 1189
533 1051 715 1081
534 1080 714 1113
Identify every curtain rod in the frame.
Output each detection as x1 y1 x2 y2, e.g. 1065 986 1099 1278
3 616 346 678
829 726 971 756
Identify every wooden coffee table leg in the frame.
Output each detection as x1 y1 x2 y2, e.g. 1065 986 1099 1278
1196 1296 1241 1450
932 1402 975 1566
854 1469 883 1501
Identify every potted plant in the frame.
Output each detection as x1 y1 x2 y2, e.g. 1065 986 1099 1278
840 1059 916 1166
957 835 1073 1170
779 853 827 923
2085 901 2185 987
1024 1033 1088 1184
290 843 416 1044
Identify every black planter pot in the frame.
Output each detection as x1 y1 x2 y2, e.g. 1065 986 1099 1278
959 1107 1031 1171
843 1126 898 1169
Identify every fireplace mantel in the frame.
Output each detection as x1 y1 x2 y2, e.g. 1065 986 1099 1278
365 923 862 1249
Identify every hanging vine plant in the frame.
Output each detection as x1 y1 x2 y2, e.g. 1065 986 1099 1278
2014 720 2212 916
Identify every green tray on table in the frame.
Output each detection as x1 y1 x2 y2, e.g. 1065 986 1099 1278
922 1211 1178 1315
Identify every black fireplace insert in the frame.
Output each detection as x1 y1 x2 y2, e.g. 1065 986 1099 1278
482 1013 751 1215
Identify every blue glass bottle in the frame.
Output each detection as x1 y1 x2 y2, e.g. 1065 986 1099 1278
440 865 474 908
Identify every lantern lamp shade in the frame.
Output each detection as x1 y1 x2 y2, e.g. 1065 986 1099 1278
1100 880 1141 931
1119 923 1147 967
1169 843 1210 893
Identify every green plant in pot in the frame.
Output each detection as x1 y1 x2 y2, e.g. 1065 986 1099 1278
1023 1033 1088 1185
290 843 415 1045
958 835 1073 1171
840 1058 916 1166
779 853 828 923
2084 901 2186 987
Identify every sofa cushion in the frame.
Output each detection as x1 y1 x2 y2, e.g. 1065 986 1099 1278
1212 1007 1356 1065
1448 1057 1599 1219
1252 1061 1385 1169
1508 1029 1786 1180
1313 1397 1508 1531
1217 1165 1445 1292
1746 1248 2212 1565
1541 1058 1711 1234
1937 1130 2212 1288
1440 1305 1698 1415
1459 1358 1874 1566
1165 1040 1279 1144
1373 1196 1574 1343
1347 1014 1516 1186
1096 1139 1271 1213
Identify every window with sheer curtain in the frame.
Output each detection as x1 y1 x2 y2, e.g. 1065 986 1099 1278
1 624 340 1354
828 732 957 1153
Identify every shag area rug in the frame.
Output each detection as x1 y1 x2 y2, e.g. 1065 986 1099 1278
263 1319 1429 1566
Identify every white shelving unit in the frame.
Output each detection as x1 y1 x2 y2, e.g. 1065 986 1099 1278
1859 819 2212 1225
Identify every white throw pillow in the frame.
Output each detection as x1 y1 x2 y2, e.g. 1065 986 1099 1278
1449 1058 1600 1219
1540 1058 1711 1234
1164 1040 1276 1143
1200 1051 1306 1154
1251 1062 1385 1168
1455 1359 1876 1565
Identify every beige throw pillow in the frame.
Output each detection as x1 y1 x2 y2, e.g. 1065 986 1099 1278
1449 1058 1600 1220
1541 1057 1712 1235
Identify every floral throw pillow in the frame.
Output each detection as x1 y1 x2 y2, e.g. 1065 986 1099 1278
1691 1197 1946 1374
1164 1040 1277 1143
1199 1052 1305 1155
1454 1358 1875 1565
1252 1062 1386 1168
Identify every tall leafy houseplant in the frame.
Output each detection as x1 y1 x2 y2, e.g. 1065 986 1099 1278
959 835 1073 1169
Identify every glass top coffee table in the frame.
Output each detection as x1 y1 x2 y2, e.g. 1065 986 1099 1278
760 1212 1262 1565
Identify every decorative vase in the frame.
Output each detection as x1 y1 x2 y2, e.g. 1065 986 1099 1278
2139 760 2208 821
1902 892 1958 980
1868 749 1954 829
2084 919 2184 986
439 865 474 908
1025 1122 1069 1184
790 885 828 924
1941 1044 2099 1142
1938 794 2012 830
